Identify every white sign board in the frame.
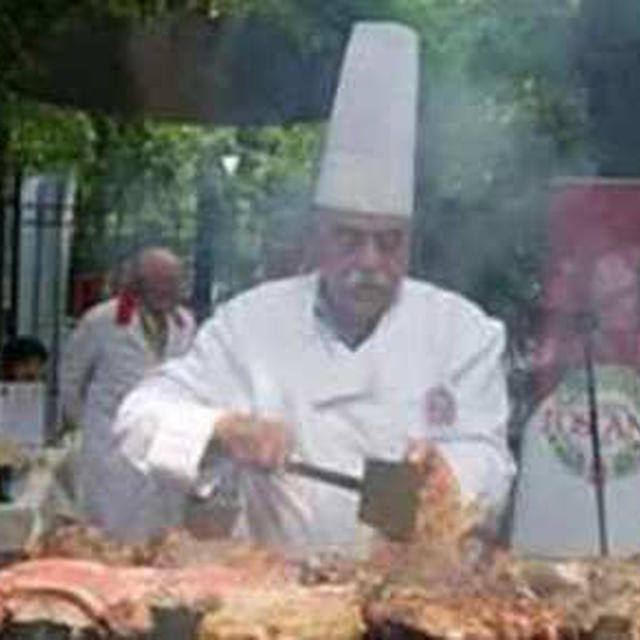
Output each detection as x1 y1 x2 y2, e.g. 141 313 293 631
0 383 47 447
512 365 640 557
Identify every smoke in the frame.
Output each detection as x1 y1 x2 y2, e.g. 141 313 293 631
257 172 315 281
412 0 590 327
418 78 555 300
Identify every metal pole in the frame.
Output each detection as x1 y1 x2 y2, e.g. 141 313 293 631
581 314 609 556
0 169 5 343
0 108 7 344
47 177 65 444
191 157 221 322
31 185 45 336
8 170 22 338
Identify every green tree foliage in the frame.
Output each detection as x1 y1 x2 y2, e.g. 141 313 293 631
5 98 94 170
1 0 591 330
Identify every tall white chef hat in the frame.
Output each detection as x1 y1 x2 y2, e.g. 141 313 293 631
313 22 419 218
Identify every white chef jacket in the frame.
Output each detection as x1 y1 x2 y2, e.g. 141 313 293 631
60 298 195 524
106 274 515 551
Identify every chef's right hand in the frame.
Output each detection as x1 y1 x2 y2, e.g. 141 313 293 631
212 412 292 470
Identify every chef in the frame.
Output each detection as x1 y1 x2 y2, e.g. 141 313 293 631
102 22 515 551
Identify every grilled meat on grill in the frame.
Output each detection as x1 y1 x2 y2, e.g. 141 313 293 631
4 463 640 639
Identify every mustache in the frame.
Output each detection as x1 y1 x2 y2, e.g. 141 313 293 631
345 269 390 289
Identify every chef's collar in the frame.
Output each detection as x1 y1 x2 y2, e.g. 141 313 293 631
313 278 386 350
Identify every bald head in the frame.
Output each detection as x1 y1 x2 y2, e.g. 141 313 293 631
131 247 183 315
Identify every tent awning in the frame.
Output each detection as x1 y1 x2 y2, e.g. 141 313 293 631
12 10 349 126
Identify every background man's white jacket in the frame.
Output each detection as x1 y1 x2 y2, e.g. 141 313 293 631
61 298 195 524
106 274 515 551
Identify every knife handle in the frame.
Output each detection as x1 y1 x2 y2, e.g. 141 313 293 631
286 460 362 493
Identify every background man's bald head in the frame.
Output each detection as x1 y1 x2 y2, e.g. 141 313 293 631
132 247 183 315
137 248 181 278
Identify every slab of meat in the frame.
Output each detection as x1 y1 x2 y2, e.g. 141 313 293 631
26 520 161 567
363 587 570 639
504 556 640 636
29 522 296 573
197 584 363 639
8 466 640 640
9 541 640 639
0 546 364 639
0 556 282 635
361 551 640 639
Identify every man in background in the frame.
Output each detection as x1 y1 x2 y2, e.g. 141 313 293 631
61 246 195 525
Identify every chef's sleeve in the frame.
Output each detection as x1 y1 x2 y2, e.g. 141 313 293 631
434 314 516 515
104 310 250 541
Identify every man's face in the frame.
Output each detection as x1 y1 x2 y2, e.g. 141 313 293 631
140 261 182 315
9 358 45 382
316 211 411 326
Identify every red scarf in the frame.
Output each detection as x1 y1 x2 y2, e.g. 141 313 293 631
115 290 185 328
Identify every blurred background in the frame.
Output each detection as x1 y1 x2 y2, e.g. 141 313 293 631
1 0 639 441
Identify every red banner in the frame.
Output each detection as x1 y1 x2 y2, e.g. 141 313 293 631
530 178 640 482
512 178 640 555
535 179 640 386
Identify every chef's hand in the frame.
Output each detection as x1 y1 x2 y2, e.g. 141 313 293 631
212 412 292 470
405 439 457 494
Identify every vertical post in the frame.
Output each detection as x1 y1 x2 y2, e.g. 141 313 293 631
30 184 45 336
0 105 6 345
191 155 221 323
8 169 22 339
47 178 65 444
580 314 609 556
0 182 4 345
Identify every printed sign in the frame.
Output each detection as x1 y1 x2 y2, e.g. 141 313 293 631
512 179 640 556
536 365 640 482
0 383 47 447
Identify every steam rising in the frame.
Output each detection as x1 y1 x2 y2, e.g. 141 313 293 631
408 1 589 326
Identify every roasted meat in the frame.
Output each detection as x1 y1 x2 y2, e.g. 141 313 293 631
4 464 640 640
0 556 253 635
197 583 363 639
